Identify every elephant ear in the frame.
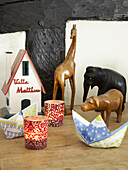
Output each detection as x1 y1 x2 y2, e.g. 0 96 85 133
98 69 106 82
93 97 99 107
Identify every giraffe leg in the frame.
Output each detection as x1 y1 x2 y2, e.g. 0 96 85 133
53 80 58 100
60 81 65 100
69 75 75 111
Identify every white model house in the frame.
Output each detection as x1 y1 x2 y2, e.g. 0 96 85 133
1 49 46 114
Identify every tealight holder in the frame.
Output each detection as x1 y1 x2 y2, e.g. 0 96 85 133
44 100 65 127
24 115 48 150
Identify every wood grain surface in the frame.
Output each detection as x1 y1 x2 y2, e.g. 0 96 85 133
0 104 128 170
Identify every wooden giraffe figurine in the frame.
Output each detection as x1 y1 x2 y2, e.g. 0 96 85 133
53 24 77 112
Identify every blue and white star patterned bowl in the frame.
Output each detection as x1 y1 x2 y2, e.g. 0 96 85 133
72 110 128 148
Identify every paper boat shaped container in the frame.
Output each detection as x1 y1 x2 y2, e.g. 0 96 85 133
72 110 128 148
0 103 38 139
8 102 38 123
0 119 24 139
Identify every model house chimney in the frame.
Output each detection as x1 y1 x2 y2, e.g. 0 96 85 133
5 52 12 83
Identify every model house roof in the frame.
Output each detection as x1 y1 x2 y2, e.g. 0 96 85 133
1 49 46 95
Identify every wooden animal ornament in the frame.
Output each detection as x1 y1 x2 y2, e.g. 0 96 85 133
83 66 126 111
81 89 123 127
53 24 77 113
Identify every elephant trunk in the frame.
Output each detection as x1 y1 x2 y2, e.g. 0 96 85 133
83 80 90 102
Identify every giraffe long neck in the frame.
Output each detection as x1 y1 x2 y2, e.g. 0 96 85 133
66 35 76 61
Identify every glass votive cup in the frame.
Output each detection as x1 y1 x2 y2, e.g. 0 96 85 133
44 100 65 127
24 115 48 150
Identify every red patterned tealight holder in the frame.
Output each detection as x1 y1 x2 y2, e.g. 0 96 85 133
44 100 65 127
24 115 48 150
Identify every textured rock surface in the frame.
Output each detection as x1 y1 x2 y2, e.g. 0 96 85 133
0 0 128 103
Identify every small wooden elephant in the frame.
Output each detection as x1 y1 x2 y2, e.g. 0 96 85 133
81 89 123 127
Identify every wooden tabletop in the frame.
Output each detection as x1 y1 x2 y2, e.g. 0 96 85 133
0 105 128 170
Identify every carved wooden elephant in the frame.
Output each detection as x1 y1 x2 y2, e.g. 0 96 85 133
83 66 126 111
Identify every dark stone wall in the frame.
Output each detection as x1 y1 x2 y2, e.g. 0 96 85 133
1 0 128 103
27 27 65 101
